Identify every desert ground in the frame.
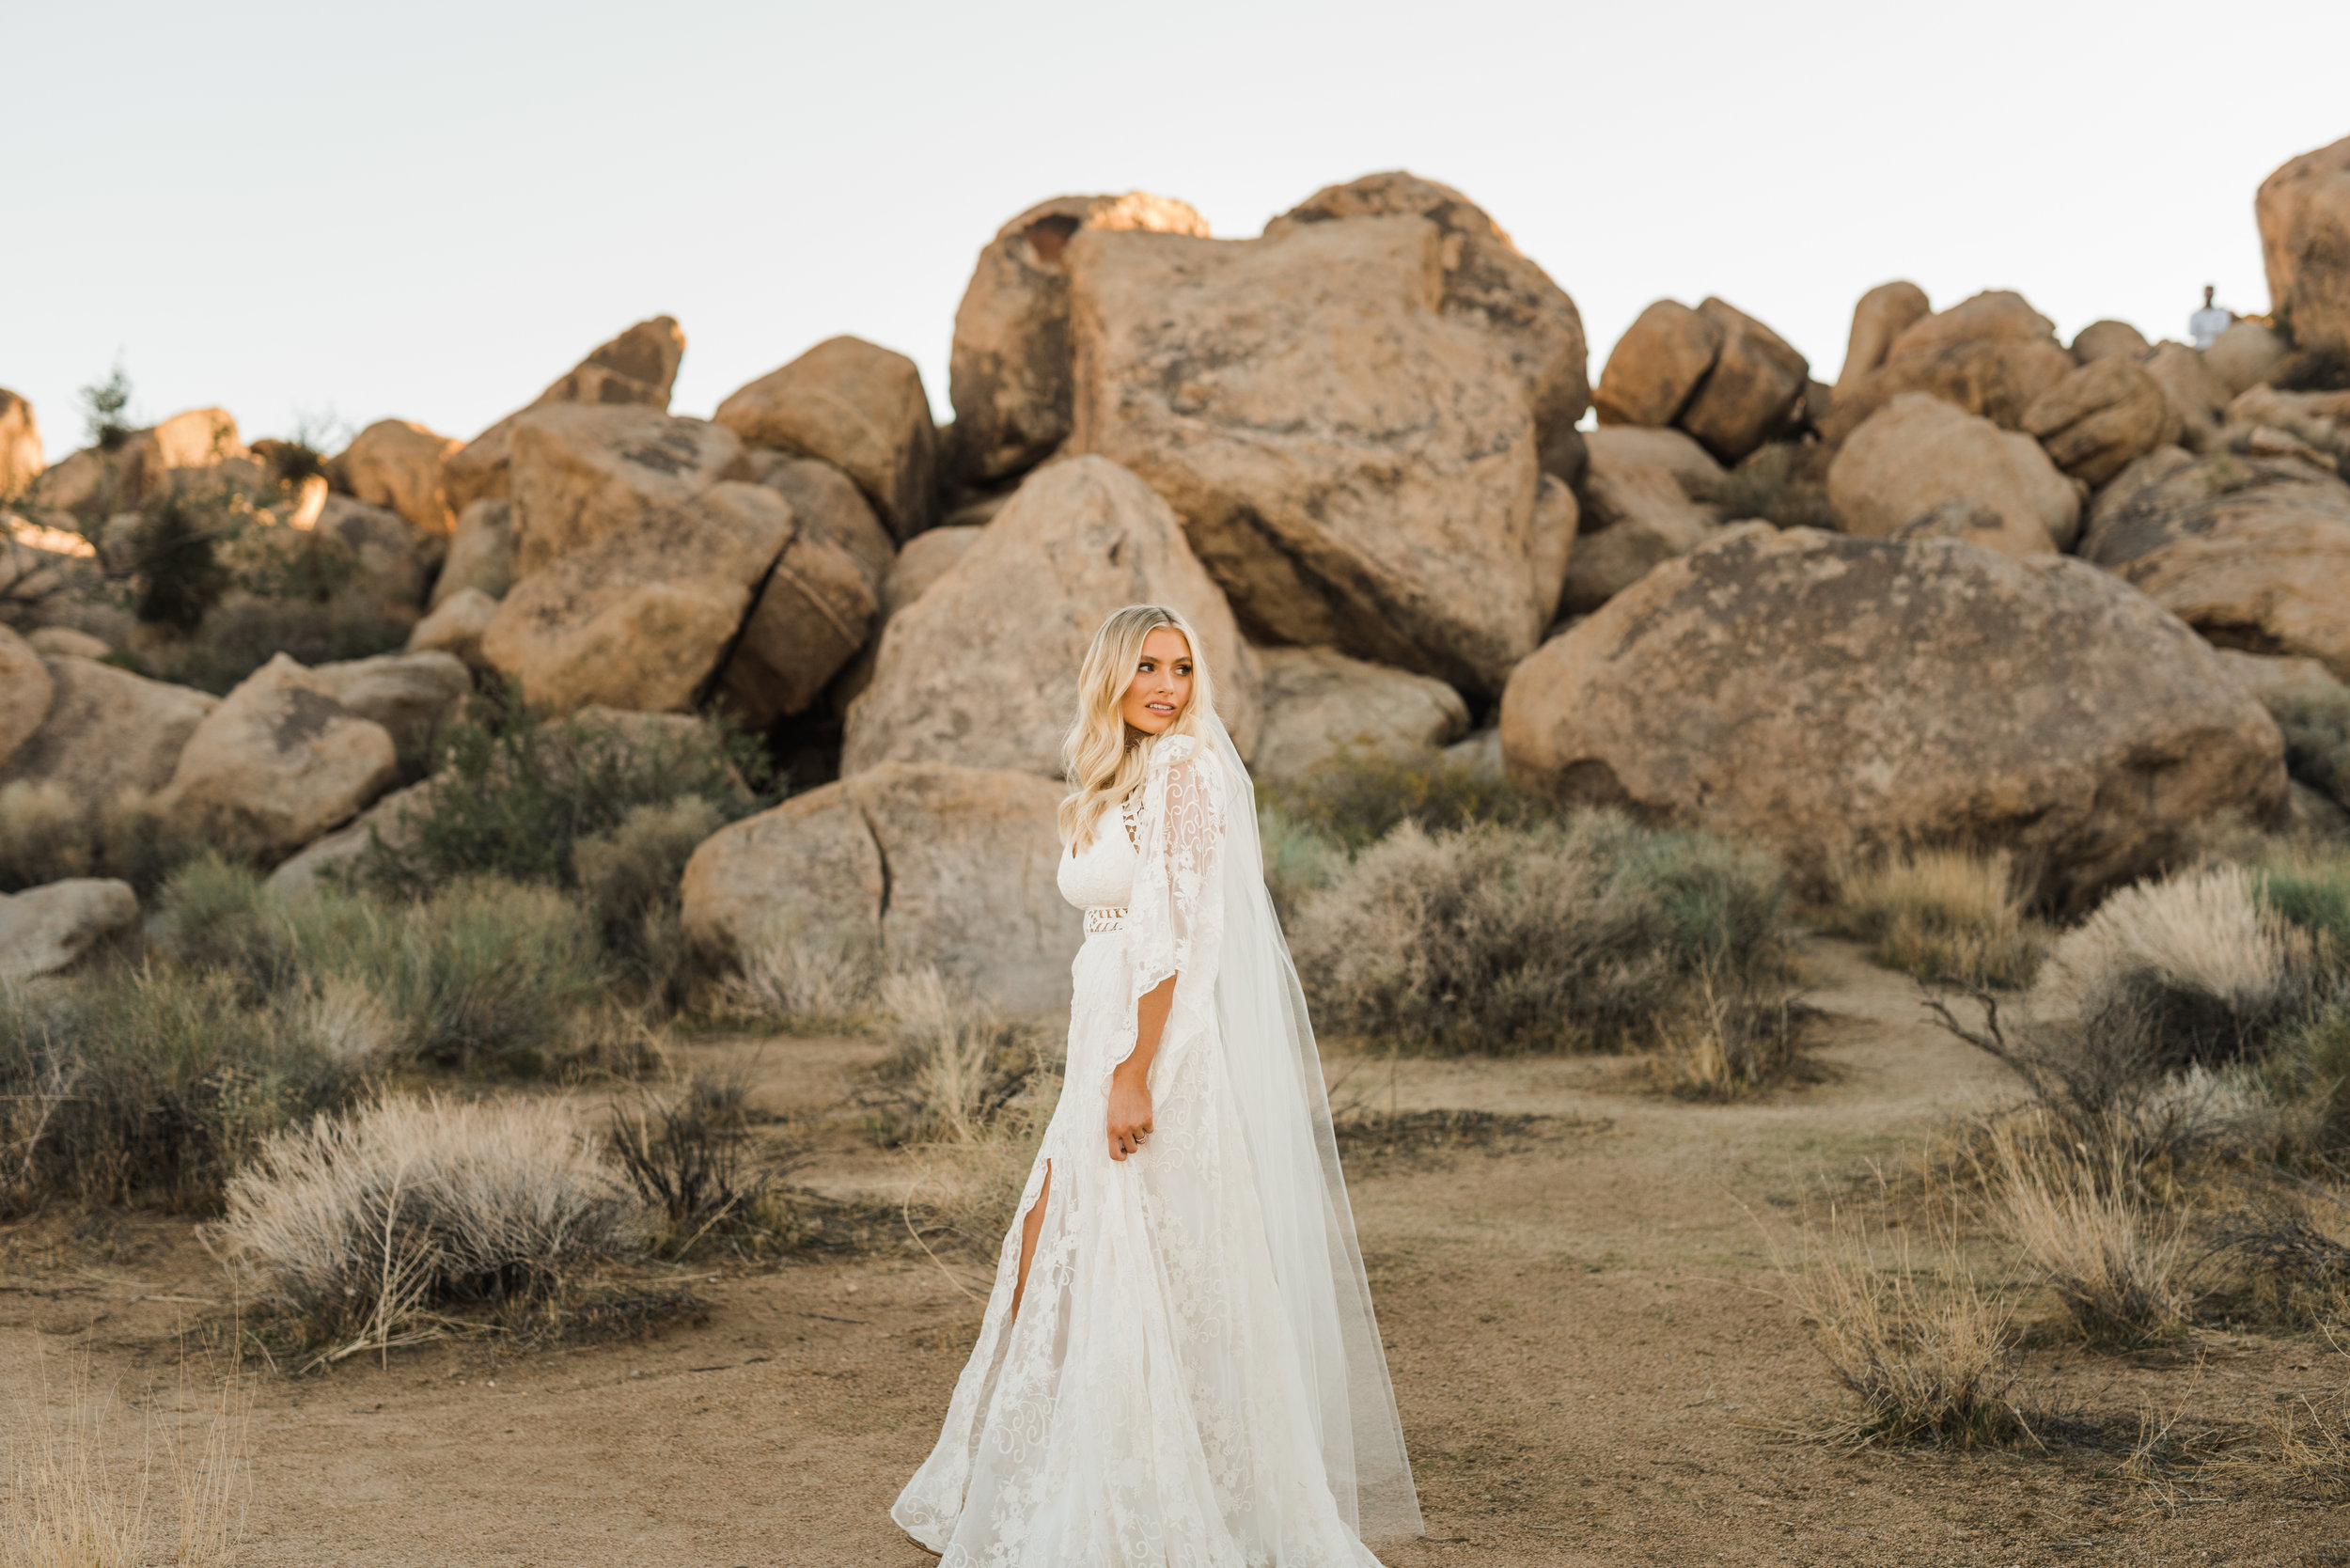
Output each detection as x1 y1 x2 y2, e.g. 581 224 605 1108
5 936 2342 1566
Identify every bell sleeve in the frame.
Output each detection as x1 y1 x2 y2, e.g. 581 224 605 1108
1105 733 1230 1085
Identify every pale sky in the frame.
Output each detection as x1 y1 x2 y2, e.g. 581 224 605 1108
8 0 2348 464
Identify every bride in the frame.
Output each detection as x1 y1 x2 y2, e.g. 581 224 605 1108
893 604 1422 1564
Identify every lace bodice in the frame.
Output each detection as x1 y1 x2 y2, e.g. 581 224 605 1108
1057 793 1139 912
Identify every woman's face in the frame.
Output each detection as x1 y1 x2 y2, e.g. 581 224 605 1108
1120 627 1195 738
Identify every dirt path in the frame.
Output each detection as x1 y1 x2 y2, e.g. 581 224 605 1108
5 939 2343 1564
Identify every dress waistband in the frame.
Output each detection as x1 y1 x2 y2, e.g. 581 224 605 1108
1085 907 1127 934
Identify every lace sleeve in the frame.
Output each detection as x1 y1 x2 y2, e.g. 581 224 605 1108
1107 734 1230 1083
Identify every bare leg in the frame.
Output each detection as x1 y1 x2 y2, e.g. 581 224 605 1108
1009 1161 1052 1324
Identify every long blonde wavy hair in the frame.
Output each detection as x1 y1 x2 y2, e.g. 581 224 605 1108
1058 604 1218 849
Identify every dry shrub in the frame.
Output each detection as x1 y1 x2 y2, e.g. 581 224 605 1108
151 857 609 1077
1663 967 1810 1099
1991 1125 2191 1344
608 1071 799 1258
1831 848 2046 988
1289 815 1787 1054
1782 1205 2030 1449
0 1352 248 1568
0 780 201 897
2215 1196 2350 1327
713 917 882 1030
2276 684 2350 810
2273 1334 2350 1493
2038 864 2318 1071
873 969 1058 1261
0 969 351 1214
216 1094 635 1360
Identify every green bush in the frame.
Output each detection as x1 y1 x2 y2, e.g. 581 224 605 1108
1264 748 1540 855
360 690 768 896
1288 812 1789 1054
0 781 206 897
0 968 351 1213
2274 687 2350 809
154 858 609 1075
2258 845 2350 956
575 797 725 1008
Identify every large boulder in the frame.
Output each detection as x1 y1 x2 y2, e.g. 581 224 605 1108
1831 281 1932 400
405 588 498 671
0 389 41 495
2204 320 2289 400
311 495 437 614
1827 392 2078 556
2071 320 2152 364
0 879 138 979
1821 290 2076 445
309 651 471 763
1268 172 1590 478
1560 428 1725 615
2141 342 2225 452
827 524 985 718
2258 135 2350 359
712 463 898 727
1067 215 1544 692
506 407 747 576
842 456 1260 776
1500 525 2285 910
118 409 248 502
442 316 687 512
947 193 1210 487
2078 452 2350 682
1594 300 1720 428
714 337 938 541
1676 298 1810 464
681 763 1081 1013
480 481 791 713
0 656 215 800
158 654 399 862
1250 647 1469 787
2020 356 2181 486
265 778 439 899
431 498 514 606
2225 384 2350 468
0 625 53 770
331 419 462 534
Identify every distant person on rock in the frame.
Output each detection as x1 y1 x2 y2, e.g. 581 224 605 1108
2189 285 2234 350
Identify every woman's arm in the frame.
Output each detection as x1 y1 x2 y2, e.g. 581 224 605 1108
1107 975 1173 1160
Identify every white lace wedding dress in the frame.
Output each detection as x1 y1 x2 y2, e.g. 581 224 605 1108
893 731 1418 1565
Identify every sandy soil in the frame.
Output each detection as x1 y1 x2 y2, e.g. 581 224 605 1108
4 937 2345 1564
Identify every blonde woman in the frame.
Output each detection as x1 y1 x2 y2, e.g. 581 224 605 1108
894 604 1421 1564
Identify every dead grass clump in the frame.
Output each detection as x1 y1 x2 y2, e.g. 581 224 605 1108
216 1095 635 1364
2272 1335 2350 1493
1663 968 1812 1099
0 1352 249 1568
608 1070 802 1259
1782 1207 2032 1450
2038 864 2318 1071
2214 1196 2350 1327
713 917 883 1031
1992 1127 2192 1345
1289 815 1789 1055
1830 848 2047 989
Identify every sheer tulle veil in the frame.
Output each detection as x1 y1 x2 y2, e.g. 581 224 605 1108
1193 710 1423 1546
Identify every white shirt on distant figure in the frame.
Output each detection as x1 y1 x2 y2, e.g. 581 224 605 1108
2189 284 2233 349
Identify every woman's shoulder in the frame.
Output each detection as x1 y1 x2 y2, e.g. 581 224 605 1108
1145 732 1202 770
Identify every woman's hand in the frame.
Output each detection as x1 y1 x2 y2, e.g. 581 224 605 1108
1106 1065 1153 1161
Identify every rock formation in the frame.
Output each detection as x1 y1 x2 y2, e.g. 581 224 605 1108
0 878 139 979
681 763 1082 1012
1499 525 2285 910
714 337 938 541
158 654 400 863
947 193 1210 487
2258 135 2350 360
1829 393 2079 556
331 419 462 533
1250 647 1470 787
441 316 686 512
1067 214 1548 692
842 456 1260 776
